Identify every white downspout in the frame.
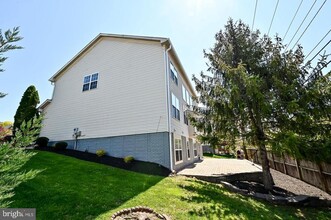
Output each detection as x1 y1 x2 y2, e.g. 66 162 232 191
50 81 56 100
164 42 173 172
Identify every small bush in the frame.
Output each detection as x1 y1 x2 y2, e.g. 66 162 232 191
96 149 106 157
54 141 68 150
35 137 49 148
3 135 13 142
124 156 134 164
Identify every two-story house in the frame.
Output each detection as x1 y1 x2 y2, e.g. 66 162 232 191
39 33 202 171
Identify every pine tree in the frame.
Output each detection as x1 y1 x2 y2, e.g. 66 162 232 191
0 117 42 207
192 19 331 190
0 27 41 208
13 85 40 133
0 27 23 98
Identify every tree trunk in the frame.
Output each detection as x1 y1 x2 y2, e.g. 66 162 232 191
246 97 274 190
240 125 249 160
258 142 274 191
242 144 249 160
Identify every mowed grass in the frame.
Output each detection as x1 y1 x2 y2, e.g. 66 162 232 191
10 151 331 220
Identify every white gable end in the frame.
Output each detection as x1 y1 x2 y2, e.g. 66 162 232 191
40 37 168 141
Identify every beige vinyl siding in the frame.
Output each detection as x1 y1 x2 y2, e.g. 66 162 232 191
168 54 201 170
168 54 194 138
40 38 168 141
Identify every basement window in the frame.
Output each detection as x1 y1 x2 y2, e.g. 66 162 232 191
175 138 183 163
187 141 191 160
194 143 198 157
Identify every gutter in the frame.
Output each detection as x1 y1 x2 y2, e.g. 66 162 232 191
163 41 174 172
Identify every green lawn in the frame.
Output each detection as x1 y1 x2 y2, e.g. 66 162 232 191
10 151 331 220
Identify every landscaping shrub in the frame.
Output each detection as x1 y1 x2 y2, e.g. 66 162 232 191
54 141 68 150
35 137 49 148
124 156 134 164
3 135 13 142
96 149 106 157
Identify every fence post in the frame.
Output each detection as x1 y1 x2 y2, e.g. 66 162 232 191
270 152 275 169
317 163 329 192
294 158 302 180
281 152 288 175
254 149 259 164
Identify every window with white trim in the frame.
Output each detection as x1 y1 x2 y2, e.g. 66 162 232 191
194 143 198 157
171 93 180 120
182 85 192 107
82 73 98 92
170 62 178 85
187 141 191 160
183 104 189 125
182 85 186 101
175 138 183 162
182 85 187 102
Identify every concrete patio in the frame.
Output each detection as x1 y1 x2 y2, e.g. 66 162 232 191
177 157 262 177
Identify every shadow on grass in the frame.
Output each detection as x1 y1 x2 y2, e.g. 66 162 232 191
10 151 165 220
179 178 331 220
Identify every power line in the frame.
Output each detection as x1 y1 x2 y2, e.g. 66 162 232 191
285 0 317 50
291 0 327 50
318 59 330 71
267 0 279 36
307 40 331 63
305 59 331 85
252 0 258 30
283 0 303 41
305 28 331 61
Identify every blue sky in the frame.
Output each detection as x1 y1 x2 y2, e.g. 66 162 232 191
1 0 330 122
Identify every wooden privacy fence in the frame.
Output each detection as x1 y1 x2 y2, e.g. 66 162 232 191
247 149 331 194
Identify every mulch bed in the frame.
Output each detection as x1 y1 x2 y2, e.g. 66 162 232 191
36 146 171 177
232 181 296 197
221 180 331 207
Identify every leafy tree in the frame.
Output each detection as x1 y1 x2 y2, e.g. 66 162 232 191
0 116 42 207
0 121 12 137
0 27 23 98
0 121 12 127
271 68 331 163
191 19 330 190
13 86 40 133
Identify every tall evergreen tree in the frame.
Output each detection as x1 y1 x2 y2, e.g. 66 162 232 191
0 117 42 207
192 19 331 190
13 85 40 133
0 27 41 208
0 27 23 98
